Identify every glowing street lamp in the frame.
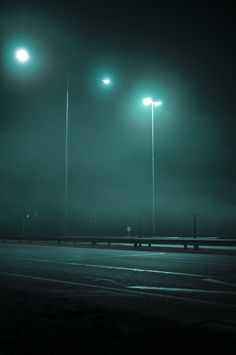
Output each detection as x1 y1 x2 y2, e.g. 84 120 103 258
143 97 153 106
143 97 162 107
64 75 111 236
102 78 111 85
15 48 30 63
143 97 162 236
12 46 111 237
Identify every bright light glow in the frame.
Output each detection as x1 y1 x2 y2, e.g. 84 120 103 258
153 101 162 107
143 97 153 106
15 48 30 63
102 78 111 85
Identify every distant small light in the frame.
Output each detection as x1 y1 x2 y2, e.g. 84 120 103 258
143 97 153 106
102 78 111 85
153 101 162 107
15 48 30 63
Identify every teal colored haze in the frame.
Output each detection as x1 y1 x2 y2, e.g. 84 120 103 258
0 1 235 237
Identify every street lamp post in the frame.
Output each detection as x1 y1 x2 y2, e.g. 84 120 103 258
14 49 31 237
143 98 162 237
14 48 111 237
22 212 38 237
22 214 30 237
64 75 70 237
64 75 111 236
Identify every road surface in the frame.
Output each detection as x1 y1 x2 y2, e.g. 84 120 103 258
0 243 236 326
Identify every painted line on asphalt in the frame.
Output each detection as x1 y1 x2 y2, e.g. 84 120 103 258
4 257 236 289
119 253 166 257
7 256 236 290
1 245 165 257
203 278 236 288
0 256 206 278
160 258 236 267
0 271 128 294
127 286 236 295
3 256 236 293
92 278 119 285
1 271 236 308
66 262 206 278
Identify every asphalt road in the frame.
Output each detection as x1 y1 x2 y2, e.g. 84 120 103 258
0 243 236 326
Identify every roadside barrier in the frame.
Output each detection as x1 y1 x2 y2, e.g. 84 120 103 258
1 236 236 250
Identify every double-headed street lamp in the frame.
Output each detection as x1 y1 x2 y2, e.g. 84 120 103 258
64 75 111 236
143 97 162 237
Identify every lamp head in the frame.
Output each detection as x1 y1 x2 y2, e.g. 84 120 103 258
153 101 162 107
15 48 30 63
102 78 111 85
143 97 153 106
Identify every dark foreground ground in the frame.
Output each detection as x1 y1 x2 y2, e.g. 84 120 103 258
0 287 236 355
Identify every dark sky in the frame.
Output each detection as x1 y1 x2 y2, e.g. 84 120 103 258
0 0 235 236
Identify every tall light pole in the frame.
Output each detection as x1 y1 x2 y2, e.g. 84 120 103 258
64 75 70 237
143 97 162 237
14 49 31 237
64 75 111 236
13 49 111 237
22 214 30 237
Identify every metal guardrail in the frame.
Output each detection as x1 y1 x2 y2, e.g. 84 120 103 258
1 236 236 250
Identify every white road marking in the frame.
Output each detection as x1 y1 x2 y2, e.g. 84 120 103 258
162 258 236 267
3 255 236 293
118 253 166 257
0 271 236 308
0 256 207 278
127 286 236 295
66 262 206 278
0 271 126 294
3 256 236 289
92 278 119 284
203 278 236 288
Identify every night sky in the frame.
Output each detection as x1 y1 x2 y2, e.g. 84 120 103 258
0 1 235 237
